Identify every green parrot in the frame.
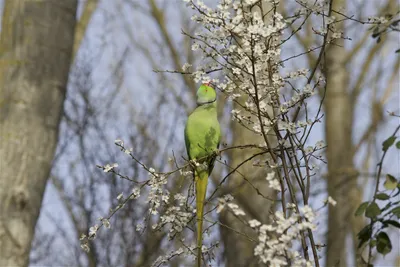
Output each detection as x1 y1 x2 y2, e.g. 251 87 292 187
184 83 221 267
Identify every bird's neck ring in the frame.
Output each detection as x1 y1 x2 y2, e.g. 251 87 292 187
197 98 216 106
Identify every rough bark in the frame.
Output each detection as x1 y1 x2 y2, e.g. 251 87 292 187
0 1 78 266
324 0 355 266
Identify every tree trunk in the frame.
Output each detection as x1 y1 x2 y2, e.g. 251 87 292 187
219 2 278 265
220 117 276 267
0 1 78 266
324 0 355 266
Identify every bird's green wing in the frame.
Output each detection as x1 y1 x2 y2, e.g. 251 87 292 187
184 125 191 160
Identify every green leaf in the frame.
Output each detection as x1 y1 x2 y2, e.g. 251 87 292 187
355 201 369 216
376 232 392 255
384 174 398 190
357 224 372 248
383 220 400 228
382 136 396 151
365 202 381 218
391 206 400 218
376 193 390 200
396 141 400 149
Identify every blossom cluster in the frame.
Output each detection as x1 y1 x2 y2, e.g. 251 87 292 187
187 0 287 103
252 207 316 266
153 193 195 238
147 169 168 215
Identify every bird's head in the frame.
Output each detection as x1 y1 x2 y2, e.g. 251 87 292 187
196 83 217 105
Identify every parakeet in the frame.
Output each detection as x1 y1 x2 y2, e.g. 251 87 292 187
184 83 221 267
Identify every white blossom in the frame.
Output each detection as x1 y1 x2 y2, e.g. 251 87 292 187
304 146 313 154
325 196 337 206
216 195 234 213
368 16 389 24
81 243 90 253
228 93 241 101
182 63 192 71
88 224 99 240
191 43 200 51
326 16 336 25
136 223 144 232
103 163 118 172
227 203 246 216
266 172 281 191
174 193 188 206
315 140 326 149
332 32 342 39
131 187 141 199
114 139 123 146
300 205 316 222
101 218 111 229
124 147 133 155
162 193 170 203
249 219 261 228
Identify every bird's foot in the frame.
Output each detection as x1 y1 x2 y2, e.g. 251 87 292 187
213 149 221 158
189 159 200 167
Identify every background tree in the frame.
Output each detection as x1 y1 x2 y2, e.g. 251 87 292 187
0 0 98 266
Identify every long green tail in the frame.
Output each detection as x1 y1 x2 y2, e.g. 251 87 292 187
195 170 209 267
